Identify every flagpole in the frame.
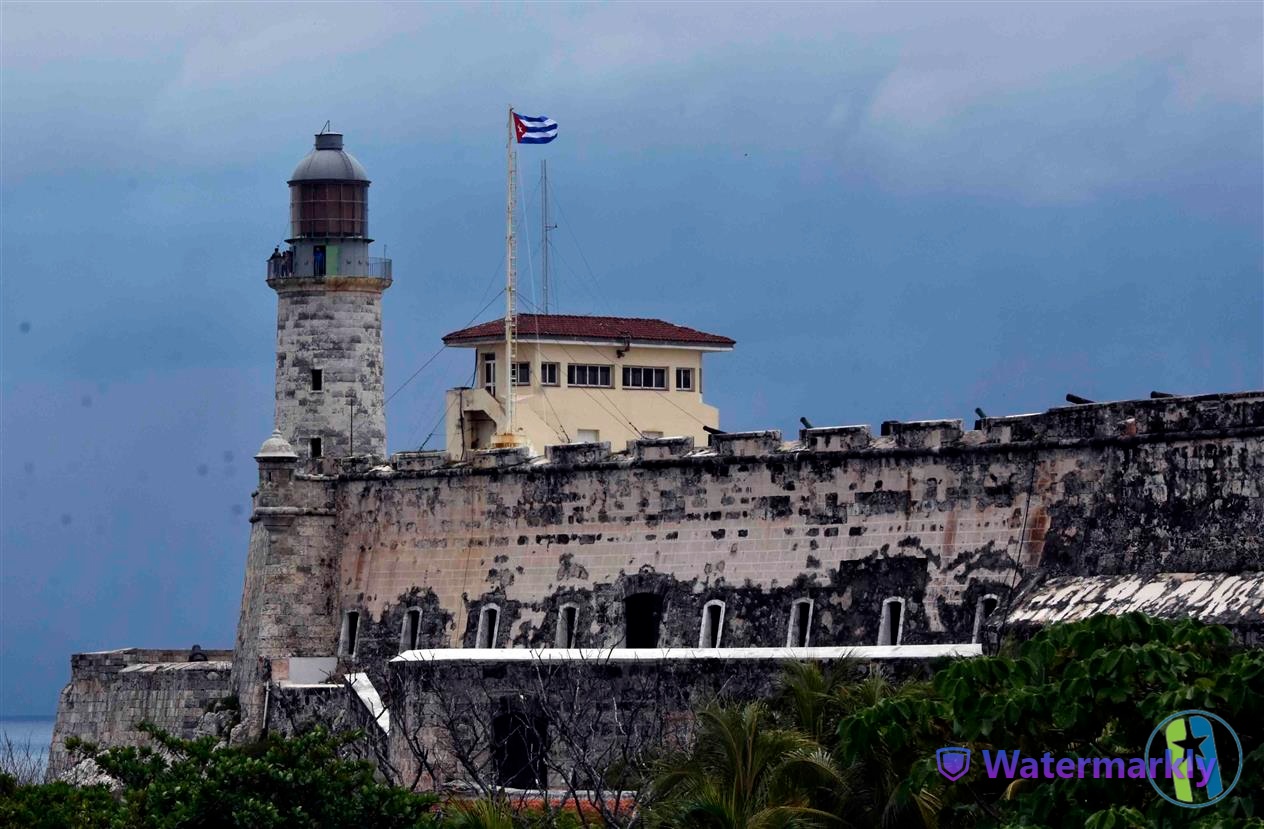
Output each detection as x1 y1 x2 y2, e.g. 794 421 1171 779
499 106 519 447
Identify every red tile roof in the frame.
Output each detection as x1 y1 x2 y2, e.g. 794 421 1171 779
442 314 735 348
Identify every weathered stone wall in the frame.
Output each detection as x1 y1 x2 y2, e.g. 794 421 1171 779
232 455 340 737
48 648 233 779
271 276 389 460
331 392 1263 670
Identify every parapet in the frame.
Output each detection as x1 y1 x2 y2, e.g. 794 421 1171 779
354 389 1262 479
798 425 873 452
880 419 964 449
546 442 613 465
710 430 783 456
629 435 695 460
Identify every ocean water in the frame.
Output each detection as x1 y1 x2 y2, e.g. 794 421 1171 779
1 716 55 780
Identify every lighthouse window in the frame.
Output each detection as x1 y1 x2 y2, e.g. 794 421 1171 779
309 437 323 459
477 605 501 649
310 368 323 391
400 608 422 652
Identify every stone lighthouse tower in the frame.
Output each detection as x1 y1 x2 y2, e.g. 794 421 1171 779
267 131 390 461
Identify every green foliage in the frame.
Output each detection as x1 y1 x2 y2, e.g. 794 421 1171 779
1 725 438 829
647 702 848 828
0 773 121 829
836 613 1264 828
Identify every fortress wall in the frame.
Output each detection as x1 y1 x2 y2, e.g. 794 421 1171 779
332 393 1264 665
48 649 232 779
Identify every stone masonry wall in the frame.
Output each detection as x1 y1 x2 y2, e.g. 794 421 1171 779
272 276 389 460
48 649 232 779
332 392 1264 672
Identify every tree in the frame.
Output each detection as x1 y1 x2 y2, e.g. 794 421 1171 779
647 703 848 829
836 613 1264 828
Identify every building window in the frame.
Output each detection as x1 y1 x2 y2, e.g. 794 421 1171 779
972 595 1000 644
311 368 324 391
699 600 725 648
339 611 360 656
400 608 422 653
309 437 323 459
540 362 559 386
624 593 663 648
622 366 667 389
557 604 579 648
576 429 600 444
675 368 694 391
787 598 814 648
511 361 530 386
492 703 548 789
567 363 612 388
482 353 496 395
476 605 501 649
877 598 905 646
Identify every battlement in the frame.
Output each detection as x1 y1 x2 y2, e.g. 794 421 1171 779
360 390 1263 478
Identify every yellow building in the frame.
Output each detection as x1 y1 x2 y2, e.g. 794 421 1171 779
442 314 734 457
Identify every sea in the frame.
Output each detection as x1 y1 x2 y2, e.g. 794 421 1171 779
1 715 55 781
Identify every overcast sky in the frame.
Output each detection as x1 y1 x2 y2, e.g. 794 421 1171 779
2 2 1261 715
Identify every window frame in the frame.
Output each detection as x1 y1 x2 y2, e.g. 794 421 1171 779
339 610 360 656
621 365 667 390
566 363 613 388
971 594 1000 644
476 604 501 649
481 352 497 395
540 362 560 386
786 598 814 648
399 607 422 653
877 597 906 646
556 603 580 649
698 599 726 648
675 367 694 391
511 361 531 387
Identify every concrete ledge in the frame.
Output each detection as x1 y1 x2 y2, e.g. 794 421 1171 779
392 644 981 663
710 430 782 456
546 442 612 465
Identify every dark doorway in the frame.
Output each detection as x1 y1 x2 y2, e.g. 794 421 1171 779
314 245 326 276
624 592 663 648
491 705 547 789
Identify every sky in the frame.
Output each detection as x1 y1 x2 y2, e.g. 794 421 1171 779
1 2 1261 715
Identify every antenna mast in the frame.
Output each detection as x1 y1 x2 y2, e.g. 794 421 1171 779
542 160 556 313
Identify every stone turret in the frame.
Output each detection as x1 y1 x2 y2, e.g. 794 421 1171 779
267 131 391 462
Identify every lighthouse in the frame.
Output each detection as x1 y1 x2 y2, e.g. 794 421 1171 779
267 131 390 461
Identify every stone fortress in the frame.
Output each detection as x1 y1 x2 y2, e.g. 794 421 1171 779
49 132 1264 785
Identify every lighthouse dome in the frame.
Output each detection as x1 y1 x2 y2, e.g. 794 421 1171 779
289 133 369 183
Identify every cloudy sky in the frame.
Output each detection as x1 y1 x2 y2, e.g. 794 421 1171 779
1 2 1260 715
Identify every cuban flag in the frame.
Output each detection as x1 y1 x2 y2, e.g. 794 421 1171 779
514 112 558 144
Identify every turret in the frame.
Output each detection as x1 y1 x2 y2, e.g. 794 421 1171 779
267 131 391 462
